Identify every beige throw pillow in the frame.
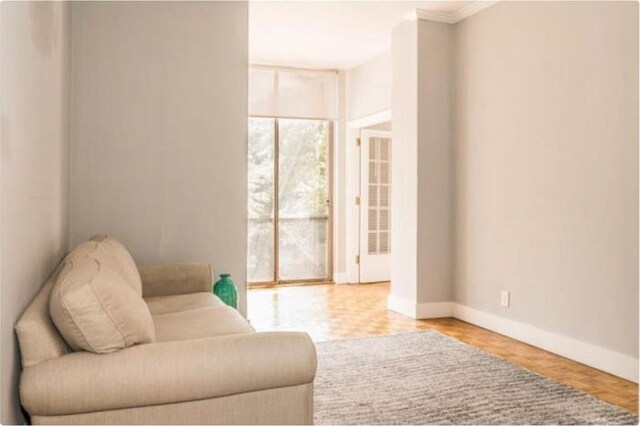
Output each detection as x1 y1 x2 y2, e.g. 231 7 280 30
68 234 143 295
50 257 155 353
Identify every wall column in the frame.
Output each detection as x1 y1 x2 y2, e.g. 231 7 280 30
389 18 454 319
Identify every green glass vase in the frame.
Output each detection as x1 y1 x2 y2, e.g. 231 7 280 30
213 273 237 309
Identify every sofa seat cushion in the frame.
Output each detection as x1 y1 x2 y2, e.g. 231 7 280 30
153 306 253 342
144 292 224 315
50 257 156 353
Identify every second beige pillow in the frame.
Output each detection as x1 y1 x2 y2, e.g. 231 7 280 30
50 257 155 354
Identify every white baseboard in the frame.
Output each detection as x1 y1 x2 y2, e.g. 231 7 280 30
452 303 639 383
386 295 638 382
387 295 453 319
417 301 454 319
387 295 419 318
333 273 348 284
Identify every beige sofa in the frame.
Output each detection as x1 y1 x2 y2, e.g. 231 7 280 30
16 235 317 425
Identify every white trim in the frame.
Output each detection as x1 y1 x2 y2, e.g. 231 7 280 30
387 295 419 318
385 297 639 382
417 1 499 24
346 124 361 284
333 272 348 284
348 110 392 130
452 303 639 383
387 295 454 319
249 63 339 74
414 9 457 24
418 302 454 319
453 1 500 22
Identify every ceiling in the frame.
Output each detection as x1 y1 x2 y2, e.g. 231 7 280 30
249 1 473 70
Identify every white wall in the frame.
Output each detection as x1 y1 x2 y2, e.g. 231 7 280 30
417 20 454 305
1 2 71 423
388 19 454 317
454 2 638 357
347 51 391 120
69 2 249 313
390 21 419 306
388 4 638 377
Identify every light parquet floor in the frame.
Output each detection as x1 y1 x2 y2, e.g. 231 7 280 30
247 282 638 414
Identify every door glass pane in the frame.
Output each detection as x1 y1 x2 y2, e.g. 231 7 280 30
367 136 391 255
247 118 275 282
278 119 330 280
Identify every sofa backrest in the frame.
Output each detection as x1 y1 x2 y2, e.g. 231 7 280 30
15 261 70 368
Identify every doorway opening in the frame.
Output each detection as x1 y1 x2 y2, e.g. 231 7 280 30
247 117 333 287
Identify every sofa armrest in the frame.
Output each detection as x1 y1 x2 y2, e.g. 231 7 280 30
20 331 317 417
138 263 213 297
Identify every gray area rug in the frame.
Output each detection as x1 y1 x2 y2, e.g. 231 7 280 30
314 331 638 425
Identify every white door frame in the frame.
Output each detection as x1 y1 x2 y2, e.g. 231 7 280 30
346 110 392 284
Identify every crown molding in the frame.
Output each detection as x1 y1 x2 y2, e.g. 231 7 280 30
454 1 500 22
414 9 458 24
416 1 499 24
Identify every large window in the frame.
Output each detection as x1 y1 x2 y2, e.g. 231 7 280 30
247 118 276 282
247 117 331 284
248 66 336 285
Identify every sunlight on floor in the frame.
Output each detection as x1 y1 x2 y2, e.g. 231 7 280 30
247 283 420 342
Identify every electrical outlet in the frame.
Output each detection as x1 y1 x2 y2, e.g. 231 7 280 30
500 291 510 307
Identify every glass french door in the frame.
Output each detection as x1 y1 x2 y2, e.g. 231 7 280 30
359 129 391 283
247 117 332 285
